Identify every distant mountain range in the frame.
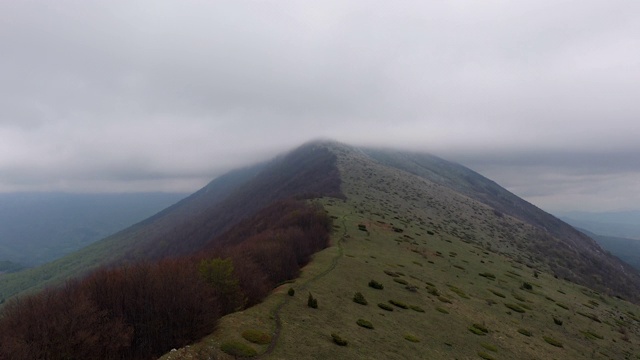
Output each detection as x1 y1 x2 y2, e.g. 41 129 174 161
0 192 186 267
2 141 640 360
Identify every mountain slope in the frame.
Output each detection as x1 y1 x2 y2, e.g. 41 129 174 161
164 141 640 360
578 228 640 271
0 142 342 301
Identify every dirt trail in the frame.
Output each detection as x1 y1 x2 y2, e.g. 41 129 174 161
257 212 349 358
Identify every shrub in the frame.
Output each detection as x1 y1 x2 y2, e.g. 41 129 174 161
220 341 258 357
436 307 449 314
517 328 532 337
369 280 384 290
504 303 526 313
393 278 408 285
553 317 563 326
480 343 497 352
521 282 533 290
469 323 489 336
353 292 368 305
543 336 563 348
409 305 425 313
241 329 271 345
389 299 409 309
478 351 496 360
438 296 452 304
356 319 374 329
307 293 318 309
479 272 496 280
358 224 367 231
404 334 420 342
331 333 348 346
378 303 393 311
384 270 400 277
489 290 506 298
556 303 569 310
288 288 295 296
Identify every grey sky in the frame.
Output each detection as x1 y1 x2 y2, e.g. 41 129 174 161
1 1 639 212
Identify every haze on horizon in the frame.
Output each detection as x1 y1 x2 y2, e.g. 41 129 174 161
1 1 639 213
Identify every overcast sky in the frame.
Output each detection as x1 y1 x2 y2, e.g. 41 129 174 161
1 1 639 213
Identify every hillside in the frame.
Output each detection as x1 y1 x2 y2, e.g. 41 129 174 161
161 142 640 359
0 142 342 301
3 141 640 359
578 228 640 271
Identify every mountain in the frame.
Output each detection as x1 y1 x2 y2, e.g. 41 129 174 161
578 228 640 271
0 192 187 267
3 141 640 360
0 143 342 301
560 212 640 240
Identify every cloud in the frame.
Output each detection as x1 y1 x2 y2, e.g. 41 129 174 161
0 0 639 212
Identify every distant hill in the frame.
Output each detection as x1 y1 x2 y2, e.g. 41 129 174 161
577 228 640 271
3 141 640 360
560 211 640 240
0 192 187 266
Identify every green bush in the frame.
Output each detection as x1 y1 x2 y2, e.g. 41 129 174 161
553 317 563 326
384 270 400 277
353 292 368 305
521 282 533 290
489 290 506 298
478 351 496 360
404 334 420 342
409 305 425 312
369 280 384 290
356 319 374 329
378 303 394 311
220 341 258 357
287 288 295 296
517 328 532 337
393 278 409 285
389 299 409 309
438 296 452 304
308 293 318 309
543 336 563 348
480 343 497 352
436 307 449 314
241 329 272 345
331 333 348 346
478 272 496 280
504 303 525 313
469 323 489 335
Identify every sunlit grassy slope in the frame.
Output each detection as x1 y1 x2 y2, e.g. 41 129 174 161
163 143 640 360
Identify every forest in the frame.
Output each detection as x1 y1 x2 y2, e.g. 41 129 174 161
0 199 332 360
